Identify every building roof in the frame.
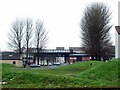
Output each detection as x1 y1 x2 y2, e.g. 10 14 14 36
56 47 64 50
25 47 86 54
69 47 85 53
69 47 84 51
1 51 20 60
115 26 120 34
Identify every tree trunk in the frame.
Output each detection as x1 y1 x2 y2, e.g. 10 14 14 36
37 48 39 65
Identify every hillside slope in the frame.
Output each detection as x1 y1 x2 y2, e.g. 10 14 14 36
2 59 119 88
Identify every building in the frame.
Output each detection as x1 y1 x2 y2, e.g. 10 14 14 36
0 47 90 66
32 47 90 65
115 26 120 58
0 46 115 66
0 51 23 67
115 2 120 58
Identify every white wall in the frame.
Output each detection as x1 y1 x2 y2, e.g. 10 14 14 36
115 29 120 58
115 2 120 58
118 2 120 58
115 31 118 58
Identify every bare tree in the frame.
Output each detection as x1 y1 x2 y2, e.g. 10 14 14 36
35 20 48 65
24 18 33 65
80 3 112 60
8 19 24 55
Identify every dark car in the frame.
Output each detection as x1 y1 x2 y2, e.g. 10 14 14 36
30 64 41 67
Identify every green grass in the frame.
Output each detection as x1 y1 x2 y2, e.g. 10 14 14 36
1 59 120 88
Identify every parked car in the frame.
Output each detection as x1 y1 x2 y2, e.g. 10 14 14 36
48 63 52 66
42 62 52 66
53 62 60 66
30 64 41 67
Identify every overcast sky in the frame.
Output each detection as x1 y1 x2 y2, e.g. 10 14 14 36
0 0 119 51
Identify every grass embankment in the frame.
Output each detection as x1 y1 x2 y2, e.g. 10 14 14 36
1 59 120 88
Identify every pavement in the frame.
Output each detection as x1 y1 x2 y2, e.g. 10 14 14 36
19 63 70 70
